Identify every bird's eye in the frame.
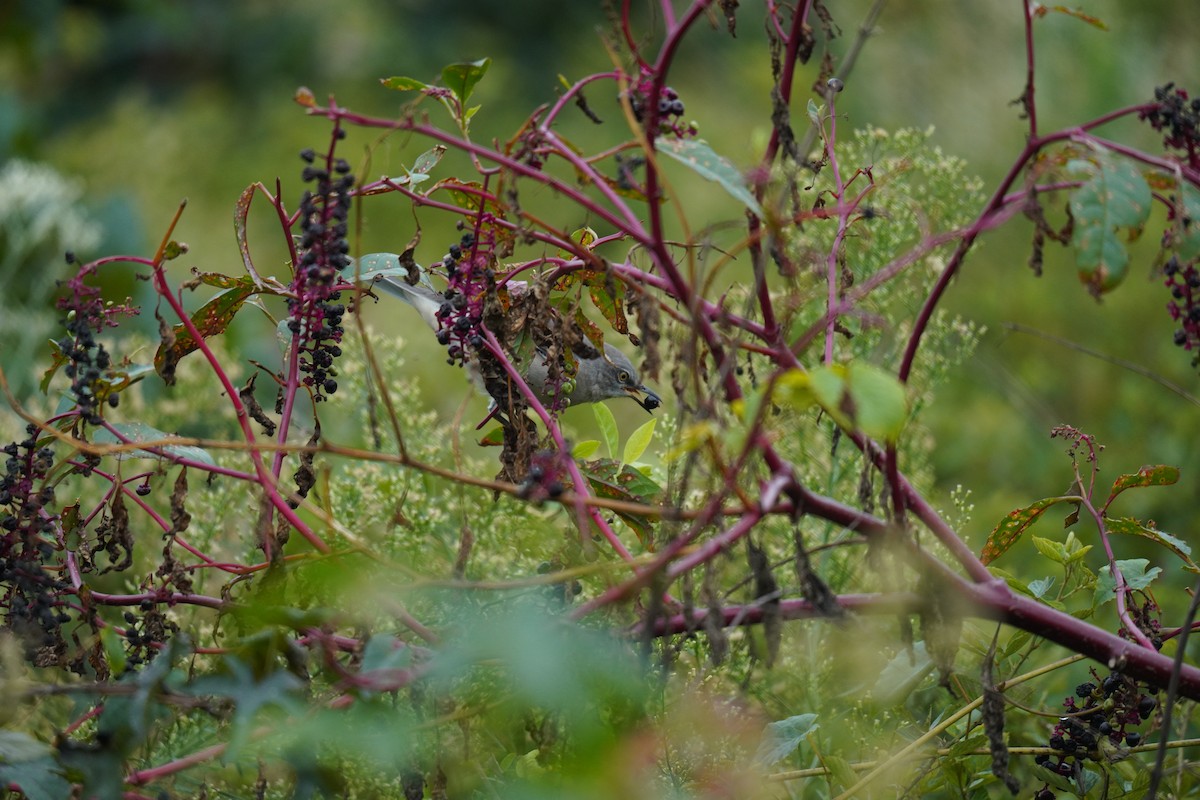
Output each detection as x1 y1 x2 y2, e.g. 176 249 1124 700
617 370 630 383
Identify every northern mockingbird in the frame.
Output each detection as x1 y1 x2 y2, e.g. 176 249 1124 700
376 276 661 413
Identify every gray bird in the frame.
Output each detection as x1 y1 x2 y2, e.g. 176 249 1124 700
376 276 661 413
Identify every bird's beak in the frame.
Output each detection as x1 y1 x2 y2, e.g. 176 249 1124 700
628 385 662 413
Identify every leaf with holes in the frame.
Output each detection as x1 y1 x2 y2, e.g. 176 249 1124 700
586 274 629 335
1068 155 1151 294
582 459 661 544
234 183 266 285
402 145 447 187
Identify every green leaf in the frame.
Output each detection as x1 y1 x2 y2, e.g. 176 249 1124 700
185 271 239 291
980 496 1074 564
97 635 190 749
1175 182 1200 260
426 600 648 744
843 362 909 441
557 226 598 260
380 76 430 92
593 401 619 460
1106 516 1199 572
477 425 505 447
871 641 934 707
807 98 822 126
1068 155 1151 294
359 634 415 673
622 418 656 465
724 383 768 458
93 423 216 466
186 656 306 758
572 440 601 459
234 183 264 285
1094 559 1162 605
755 713 820 766
1027 576 1056 599
947 733 991 758
586 275 630 333
352 252 437 292
775 363 909 442
0 751 70 800
441 58 491 106
822 754 859 793
656 137 764 218
38 338 70 394
402 145 447 187
1105 464 1180 508
99 625 127 676
1031 535 1069 565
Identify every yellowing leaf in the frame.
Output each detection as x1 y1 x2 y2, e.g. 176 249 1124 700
572 440 601 460
666 420 717 461
622 418 656 465
773 363 908 441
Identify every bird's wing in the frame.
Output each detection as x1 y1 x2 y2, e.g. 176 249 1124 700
375 277 443 331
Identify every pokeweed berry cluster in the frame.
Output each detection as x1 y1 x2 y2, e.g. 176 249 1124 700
119 604 177 671
516 449 567 503
1032 669 1159 799
1164 255 1200 366
433 227 488 369
622 69 697 137
1119 594 1165 651
1 425 69 662
55 253 131 425
289 145 353 402
1141 83 1200 170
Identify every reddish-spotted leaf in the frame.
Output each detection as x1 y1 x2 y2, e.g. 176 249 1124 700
1105 464 1180 510
981 496 1075 565
154 281 257 379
